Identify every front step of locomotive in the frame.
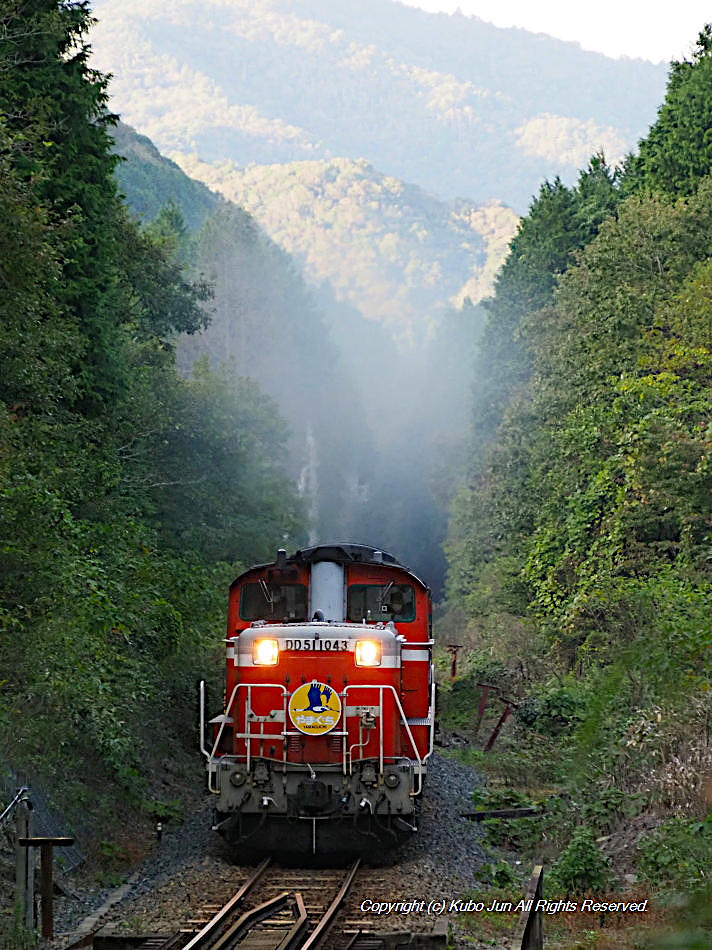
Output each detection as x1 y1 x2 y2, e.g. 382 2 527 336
212 733 420 858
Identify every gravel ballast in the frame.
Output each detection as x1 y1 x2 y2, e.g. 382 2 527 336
52 751 518 949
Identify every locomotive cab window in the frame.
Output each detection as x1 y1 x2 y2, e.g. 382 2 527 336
347 584 415 622
240 583 308 621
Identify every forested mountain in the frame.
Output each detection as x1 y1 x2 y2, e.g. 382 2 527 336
111 121 380 555
174 153 517 343
87 0 668 353
110 119 485 590
112 121 219 230
89 0 666 210
444 27 712 934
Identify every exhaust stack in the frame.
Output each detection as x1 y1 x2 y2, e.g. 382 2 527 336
310 561 345 621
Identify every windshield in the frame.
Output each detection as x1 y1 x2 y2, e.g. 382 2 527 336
346 584 415 622
240 583 308 621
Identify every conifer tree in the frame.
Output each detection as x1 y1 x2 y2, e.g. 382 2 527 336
624 25 712 196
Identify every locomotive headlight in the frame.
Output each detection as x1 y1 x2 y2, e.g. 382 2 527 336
355 639 381 666
253 638 279 666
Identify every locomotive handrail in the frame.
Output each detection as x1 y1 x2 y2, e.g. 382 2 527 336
204 649 433 794
341 684 424 796
206 682 288 792
426 677 436 761
400 638 435 762
199 680 209 761
244 683 289 772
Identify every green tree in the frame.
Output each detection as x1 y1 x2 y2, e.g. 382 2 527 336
625 25 712 197
0 0 124 409
0 0 307 820
149 360 304 564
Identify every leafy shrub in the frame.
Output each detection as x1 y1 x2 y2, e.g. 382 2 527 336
529 681 588 736
547 827 611 895
581 786 647 832
648 886 712 949
0 914 38 950
99 839 130 864
472 786 545 852
637 815 712 892
142 798 185 824
438 656 515 731
480 858 520 887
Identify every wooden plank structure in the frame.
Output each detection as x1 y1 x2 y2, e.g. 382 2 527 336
513 865 544 950
461 806 544 820
18 835 75 938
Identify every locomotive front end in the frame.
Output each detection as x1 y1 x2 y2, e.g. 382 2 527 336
201 544 433 855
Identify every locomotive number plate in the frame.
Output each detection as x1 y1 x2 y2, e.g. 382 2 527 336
284 638 348 651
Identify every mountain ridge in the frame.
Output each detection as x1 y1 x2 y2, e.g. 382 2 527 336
89 0 667 209
171 151 518 341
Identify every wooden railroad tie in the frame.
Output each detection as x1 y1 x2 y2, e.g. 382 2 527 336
461 806 544 820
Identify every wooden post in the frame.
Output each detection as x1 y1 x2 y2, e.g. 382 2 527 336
14 797 34 929
18 837 74 939
446 644 461 679
484 702 512 751
513 865 544 949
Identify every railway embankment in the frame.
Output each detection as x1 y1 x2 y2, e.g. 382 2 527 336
434 653 712 948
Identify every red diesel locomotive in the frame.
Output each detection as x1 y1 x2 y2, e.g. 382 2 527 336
200 543 434 854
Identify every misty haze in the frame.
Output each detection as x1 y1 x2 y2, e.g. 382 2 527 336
89 0 668 593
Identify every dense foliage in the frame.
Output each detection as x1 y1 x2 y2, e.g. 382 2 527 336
0 0 303 831
112 121 219 231
446 24 712 919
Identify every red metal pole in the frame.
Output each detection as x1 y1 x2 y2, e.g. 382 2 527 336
484 703 512 751
447 644 462 680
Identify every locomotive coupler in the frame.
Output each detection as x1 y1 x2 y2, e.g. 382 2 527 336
253 761 270 785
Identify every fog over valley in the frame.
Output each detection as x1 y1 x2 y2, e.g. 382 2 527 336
93 0 668 592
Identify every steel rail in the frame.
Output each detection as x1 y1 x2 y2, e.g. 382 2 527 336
298 859 360 950
276 892 309 950
181 856 271 950
210 892 291 950
340 931 361 950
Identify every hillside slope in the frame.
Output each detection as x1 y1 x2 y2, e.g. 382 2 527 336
173 153 517 341
112 121 220 230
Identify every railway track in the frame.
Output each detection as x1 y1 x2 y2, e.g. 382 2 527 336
87 859 447 950
173 858 359 950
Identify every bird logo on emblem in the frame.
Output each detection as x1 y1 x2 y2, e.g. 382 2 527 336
299 681 333 713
